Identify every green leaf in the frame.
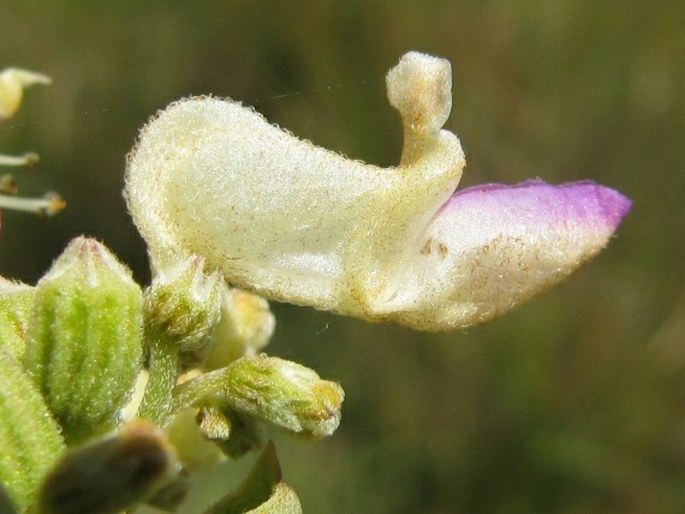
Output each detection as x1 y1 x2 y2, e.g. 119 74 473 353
0 349 64 512
203 441 302 514
245 483 302 514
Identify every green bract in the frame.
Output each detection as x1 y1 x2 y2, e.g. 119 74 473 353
205 442 302 514
24 237 144 443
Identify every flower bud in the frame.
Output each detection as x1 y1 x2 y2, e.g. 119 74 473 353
0 349 64 512
144 256 223 355
24 236 144 443
175 355 344 439
0 277 35 360
203 286 275 370
37 421 179 514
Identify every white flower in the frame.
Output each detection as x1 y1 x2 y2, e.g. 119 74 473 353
124 52 630 331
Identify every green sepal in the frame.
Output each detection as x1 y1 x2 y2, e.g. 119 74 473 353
203 441 302 514
0 277 35 361
24 237 144 443
174 355 344 439
0 349 65 512
37 420 179 514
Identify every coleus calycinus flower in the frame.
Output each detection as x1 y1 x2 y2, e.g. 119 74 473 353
0 67 65 222
124 51 630 331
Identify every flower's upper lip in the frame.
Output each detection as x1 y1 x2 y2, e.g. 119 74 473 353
367 178 633 329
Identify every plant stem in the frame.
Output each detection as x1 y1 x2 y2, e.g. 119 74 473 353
138 330 180 426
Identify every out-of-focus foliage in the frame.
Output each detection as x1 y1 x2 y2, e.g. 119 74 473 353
1 1 683 513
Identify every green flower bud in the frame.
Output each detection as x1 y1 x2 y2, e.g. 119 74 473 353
175 355 344 439
24 236 144 443
37 421 179 514
204 441 302 514
0 277 35 361
203 287 276 370
144 256 223 355
0 350 64 512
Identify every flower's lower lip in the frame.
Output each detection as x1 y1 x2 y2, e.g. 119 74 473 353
375 179 632 330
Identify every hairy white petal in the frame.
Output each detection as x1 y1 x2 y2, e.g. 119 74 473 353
124 52 629 331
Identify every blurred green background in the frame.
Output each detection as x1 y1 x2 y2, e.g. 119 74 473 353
2 1 684 513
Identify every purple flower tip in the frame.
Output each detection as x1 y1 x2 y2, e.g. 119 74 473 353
449 179 631 233
378 179 631 330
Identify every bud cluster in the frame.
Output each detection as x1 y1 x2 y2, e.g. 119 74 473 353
0 237 343 513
